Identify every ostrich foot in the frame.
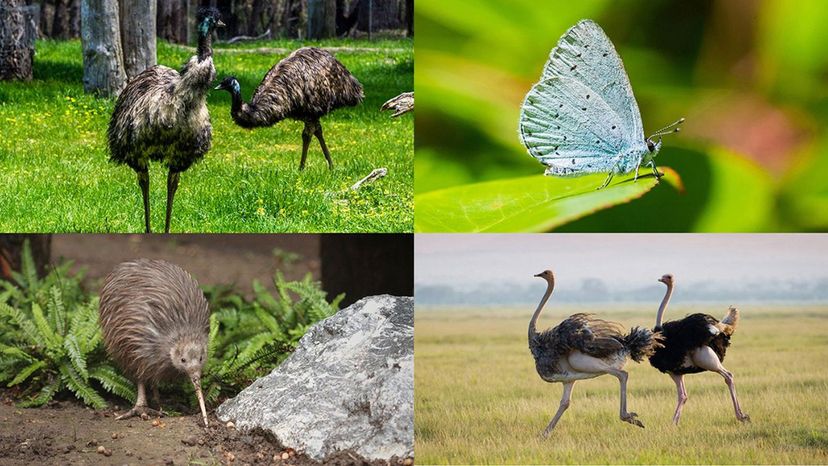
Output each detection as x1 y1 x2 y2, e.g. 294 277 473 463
116 405 163 421
621 412 644 428
737 413 751 423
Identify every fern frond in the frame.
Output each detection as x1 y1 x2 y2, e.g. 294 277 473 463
64 335 88 379
207 313 220 360
59 363 106 409
253 303 284 337
31 302 60 350
89 365 136 403
0 343 35 363
7 360 46 387
47 286 66 337
17 378 61 408
0 301 41 346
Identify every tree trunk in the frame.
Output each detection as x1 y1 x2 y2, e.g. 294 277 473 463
81 0 126 96
69 0 82 38
0 0 36 81
320 234 413 307
52 0 70 39
120 0 157 79
307 0 335 39
358 0 401 32
405 0 412 36
0 235 52 282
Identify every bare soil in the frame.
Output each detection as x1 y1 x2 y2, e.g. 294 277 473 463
0 394 408 465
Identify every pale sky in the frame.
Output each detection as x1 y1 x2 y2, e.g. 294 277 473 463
415 234 828 290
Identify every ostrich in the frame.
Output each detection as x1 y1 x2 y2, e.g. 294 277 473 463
529 270 661 436
213 47 364 170
649 274 749 424
107 8 224 233
99 259 210 427
381 91 413 117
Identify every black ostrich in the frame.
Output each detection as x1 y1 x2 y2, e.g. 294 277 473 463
649 274 750 424
214 47 364 170
529 270 661 436
107 8 225 233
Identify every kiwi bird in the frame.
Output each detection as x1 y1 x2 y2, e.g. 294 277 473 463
649 274 749 424
99 259 210 427
107 8 224 233
529 270 661 436
214 47 364 170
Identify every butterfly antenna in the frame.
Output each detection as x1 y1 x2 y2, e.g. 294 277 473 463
649 117 685 139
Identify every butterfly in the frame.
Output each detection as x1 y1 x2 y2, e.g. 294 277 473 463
519 19 684 189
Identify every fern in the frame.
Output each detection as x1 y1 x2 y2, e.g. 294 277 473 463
18 378 61 408
7 360 46 386
89 365 136 403
31 302 59 351
60 363 106 409
64 335 88 379
0 301 41 346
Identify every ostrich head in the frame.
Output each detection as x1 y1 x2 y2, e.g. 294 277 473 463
534 269 555 285
196 7 225 36
169 336 209 427
658 273 674 286
214 76 240 95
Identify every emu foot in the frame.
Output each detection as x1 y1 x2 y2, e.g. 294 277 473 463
116 405 163 421
621 412 644 428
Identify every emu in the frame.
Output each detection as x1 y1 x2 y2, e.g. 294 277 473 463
649 274 750 424
107 8 224 233
381 91 413 117
99 259 210 427
529 270 661 436
214 47 363 170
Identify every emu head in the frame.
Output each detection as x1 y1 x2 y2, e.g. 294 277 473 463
214 76 240 95
170 337 209 427
196 7 225 36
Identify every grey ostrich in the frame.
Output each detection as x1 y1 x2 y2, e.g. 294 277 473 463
107 8 224 233
99 259 210 427
214 47 364 170
649 274 749 424
529 270 661 436
381 91 413 117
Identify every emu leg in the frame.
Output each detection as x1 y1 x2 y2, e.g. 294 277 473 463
542 381 574 438
607 368 644 428
165 170 180 234
116 382 162 421
670 372 688 425
314 122 334 170
137 170 151 233
300 122 313 170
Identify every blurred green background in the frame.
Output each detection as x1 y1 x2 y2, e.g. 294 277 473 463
415 0 828 231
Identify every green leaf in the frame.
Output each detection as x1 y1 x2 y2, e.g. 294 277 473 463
31 302 59 350
59 363 106 409
17 378 61 408
0 302 41 346
64 335 88 380
47 286 66 337
414 169 679 232
253 304 283 336
89 365 136 403
7 360 46 387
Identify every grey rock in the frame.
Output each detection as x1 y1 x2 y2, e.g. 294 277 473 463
216 295 413 461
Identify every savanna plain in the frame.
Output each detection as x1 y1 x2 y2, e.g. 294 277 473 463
415 306 828 464
0 38 413 232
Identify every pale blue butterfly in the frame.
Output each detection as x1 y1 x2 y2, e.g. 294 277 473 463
519 19 684 189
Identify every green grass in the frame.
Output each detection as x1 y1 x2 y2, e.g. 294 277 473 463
415 306 828 464
0 38 413 232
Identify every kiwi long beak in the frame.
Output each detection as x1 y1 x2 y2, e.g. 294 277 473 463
191 376 209 428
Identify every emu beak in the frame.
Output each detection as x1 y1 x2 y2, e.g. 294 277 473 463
214 84 222 90
216 19 226 28
190 375 209 428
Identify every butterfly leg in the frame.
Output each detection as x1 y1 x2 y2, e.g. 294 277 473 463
598 172 614 190
650 161 663 179
634 163 641 182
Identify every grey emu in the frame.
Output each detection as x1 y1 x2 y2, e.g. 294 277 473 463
107 7 224 233
214 47 364 170
99 259 210 427
649 274 749 424
381 92 413 117
529 270 660 436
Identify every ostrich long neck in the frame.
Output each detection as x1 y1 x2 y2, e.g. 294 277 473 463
655 282 674 329
528 279 554 340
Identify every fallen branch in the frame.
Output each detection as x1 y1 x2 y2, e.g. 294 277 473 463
351 168 388 191
220 28 272 44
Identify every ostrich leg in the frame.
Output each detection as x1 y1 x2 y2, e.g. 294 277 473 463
165 170 180 233
137 170 151 233
542 381 574 437
299 122 313 170
670 372 688 424
692 347 750 422
606 368 644 427
116 382 162 420
313 121 334 170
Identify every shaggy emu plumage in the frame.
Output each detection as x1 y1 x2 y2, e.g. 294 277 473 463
214 47 364 170
99 259 210 427
529 270 661 436
108 7 224 233
649 274 749 424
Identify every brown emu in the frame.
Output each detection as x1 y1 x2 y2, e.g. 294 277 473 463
214 47 364 170
529 270 661 436
99 259 210 427
381 92 413 117
107 8 224 233
648 274 749 424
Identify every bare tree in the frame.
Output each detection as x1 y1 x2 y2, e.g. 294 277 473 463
81 0 127 96
0 0 37 81
0 235 52 281
307 0 335 39
120 0 157 78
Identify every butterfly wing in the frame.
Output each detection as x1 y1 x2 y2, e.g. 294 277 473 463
540 19 644 143
519 76 626 176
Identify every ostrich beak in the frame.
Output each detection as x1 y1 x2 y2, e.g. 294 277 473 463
190 375 209 428
534 273 542 277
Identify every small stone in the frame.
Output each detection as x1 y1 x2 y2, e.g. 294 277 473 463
181 436 198 447
141 413 150 421
111 433 118 439
152 419 161 427
280 452 289 460
63 444 76 453
197 438 204 446
225 421 235 429
96 446 106 454
225 451 235 462
87 439 98 447
256 452 265 460
403 458 413 466
164 458 174 465
125 450 134 457
287 448 295 457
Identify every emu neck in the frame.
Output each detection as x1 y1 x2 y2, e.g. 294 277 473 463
196 30 213 62
529 280 554 341
229 91 288 128
655 283 673 329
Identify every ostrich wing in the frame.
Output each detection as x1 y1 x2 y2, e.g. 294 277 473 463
535 313 625 360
